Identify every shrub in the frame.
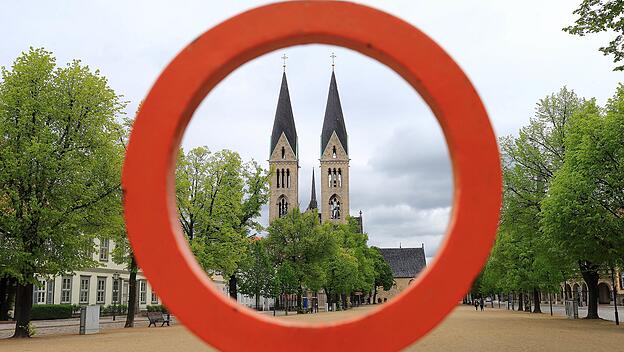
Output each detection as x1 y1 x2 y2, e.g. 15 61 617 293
31 304 73 320
146 305 168 313
99 304 127 315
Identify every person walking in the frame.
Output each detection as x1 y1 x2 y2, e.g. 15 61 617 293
479 297 484 311
474 299 479 311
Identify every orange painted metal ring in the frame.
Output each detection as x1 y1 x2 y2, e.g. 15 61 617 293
122 1 502 351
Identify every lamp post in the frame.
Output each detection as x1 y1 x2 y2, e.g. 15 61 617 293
113 273 120 321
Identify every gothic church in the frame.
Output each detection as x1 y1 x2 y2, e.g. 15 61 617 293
268 68 352 224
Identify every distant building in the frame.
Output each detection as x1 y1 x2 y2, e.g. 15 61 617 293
376 246 427 302
268 68 354 224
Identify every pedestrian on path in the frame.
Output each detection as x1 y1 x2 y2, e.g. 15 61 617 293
474 299 479 311
480 298 484 311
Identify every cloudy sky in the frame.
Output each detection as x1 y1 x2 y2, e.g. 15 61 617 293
2 1 622 261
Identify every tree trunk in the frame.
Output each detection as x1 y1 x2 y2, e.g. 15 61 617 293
517 292 523 311
296 287 302 313
373 287 378 304
228 275 237 300
255 293 260 311
12 282 33 338
580 262 600 319
532 288 542 313
125 256 138 328
0 277 8 321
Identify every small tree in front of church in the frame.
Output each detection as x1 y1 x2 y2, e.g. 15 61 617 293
265 209 335 312
175 147 269 300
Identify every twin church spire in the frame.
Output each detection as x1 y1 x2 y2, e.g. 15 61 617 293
268 60 349 224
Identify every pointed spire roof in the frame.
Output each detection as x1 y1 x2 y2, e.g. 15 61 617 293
270 72 298 157
321 71 348 155
307 169 318 210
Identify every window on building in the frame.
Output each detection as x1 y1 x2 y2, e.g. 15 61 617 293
332 169 337 187
46 279 54 304
61 276 72 303
96 277 106 304
329 195 341 220
99 238 109 262
332 146 337 158
34 279 46 304
281 169 285 189
286 169 290 188
151 289 158 304
79 276 90 304
112 278 120 304
278 196 288 218
281 146 285 159
328 168 332 187
276 169 280 188
139 280 147 304
338 169 342 187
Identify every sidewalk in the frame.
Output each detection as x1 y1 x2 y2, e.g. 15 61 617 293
0 315 174 339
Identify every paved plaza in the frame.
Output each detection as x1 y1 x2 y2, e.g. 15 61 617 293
2 304 624 351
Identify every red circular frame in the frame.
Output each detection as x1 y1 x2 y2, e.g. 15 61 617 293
122 1 501 351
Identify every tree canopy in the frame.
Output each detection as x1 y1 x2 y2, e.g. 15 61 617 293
0 47 126 336
565 0 624 71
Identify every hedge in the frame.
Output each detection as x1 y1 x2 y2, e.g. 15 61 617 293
146 305 168 313
31 304 73 320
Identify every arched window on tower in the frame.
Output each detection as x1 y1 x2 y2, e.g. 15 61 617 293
328 168 332 187
281 169 285 189
329 195 341 219
338 169 342 187
332 168 337 187
278 196 288 218
276 169 280 188
281 146 285 159
286 169 290 188
332 146 337 158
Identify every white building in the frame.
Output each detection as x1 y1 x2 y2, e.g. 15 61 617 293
33 239 160 310
33 239 274 311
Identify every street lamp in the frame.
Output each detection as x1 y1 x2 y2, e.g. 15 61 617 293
113 273 120 321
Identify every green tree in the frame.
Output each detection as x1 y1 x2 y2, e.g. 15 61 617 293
542 87 624 318
370 247 393 304
175 147 269 299
564 0 624 70
238 238 274 310
265 210 334 312
483 87 581 313
0 48 126 337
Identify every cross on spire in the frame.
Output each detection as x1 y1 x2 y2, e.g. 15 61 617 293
330 52 336 70
281 54 288 72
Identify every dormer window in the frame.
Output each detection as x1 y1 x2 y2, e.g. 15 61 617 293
332 146 337 158
281 147 285 159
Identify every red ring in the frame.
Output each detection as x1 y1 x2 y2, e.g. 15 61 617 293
122 1 501 351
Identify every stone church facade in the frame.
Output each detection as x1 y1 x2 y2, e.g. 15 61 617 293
268 69 352 224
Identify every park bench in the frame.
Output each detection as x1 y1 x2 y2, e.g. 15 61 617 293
147 311 171 327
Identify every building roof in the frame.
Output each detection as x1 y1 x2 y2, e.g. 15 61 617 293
307 169 318 210
321 71 348 155
270 72 297 156
378 247 426 278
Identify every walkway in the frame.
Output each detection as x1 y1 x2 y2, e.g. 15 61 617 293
1 305 623 351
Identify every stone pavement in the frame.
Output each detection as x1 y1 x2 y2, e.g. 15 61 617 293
1 305 624 351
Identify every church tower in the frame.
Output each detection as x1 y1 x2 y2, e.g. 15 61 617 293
269 72 299 223
320 71 349 223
